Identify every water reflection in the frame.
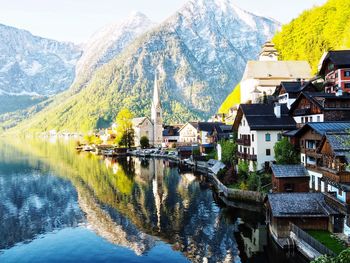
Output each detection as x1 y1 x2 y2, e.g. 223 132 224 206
0 139 305 263
0 142 84 251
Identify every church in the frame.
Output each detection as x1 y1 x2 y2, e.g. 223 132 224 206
132 72 163 147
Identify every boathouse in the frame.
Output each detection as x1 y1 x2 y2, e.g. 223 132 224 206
266 193 344 239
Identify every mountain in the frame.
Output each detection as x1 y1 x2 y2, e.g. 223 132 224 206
0 24 82 96
73 12 156 90
9 0 280 133
0 13 155 131
273 0 350 73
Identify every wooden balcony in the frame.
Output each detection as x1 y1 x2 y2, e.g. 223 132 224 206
294 108 312 116
236 138 251 146
321 167 350 183
237 152 257 161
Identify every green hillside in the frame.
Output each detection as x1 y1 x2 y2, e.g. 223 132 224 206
218 0 350 113
273 0 350 73
218 83 240 114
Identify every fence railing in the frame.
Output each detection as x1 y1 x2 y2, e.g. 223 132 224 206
289 223 336 257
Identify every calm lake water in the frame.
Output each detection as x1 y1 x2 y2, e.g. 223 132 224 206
0 139 307 263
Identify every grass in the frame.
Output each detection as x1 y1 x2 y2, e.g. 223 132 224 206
307 230 347 254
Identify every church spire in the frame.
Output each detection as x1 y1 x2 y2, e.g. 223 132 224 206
153 70 161 107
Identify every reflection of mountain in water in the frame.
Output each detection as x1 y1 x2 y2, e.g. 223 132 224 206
0 144 84 250
3 140 241 262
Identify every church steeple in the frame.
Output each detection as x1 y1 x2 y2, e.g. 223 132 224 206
151 69 163 146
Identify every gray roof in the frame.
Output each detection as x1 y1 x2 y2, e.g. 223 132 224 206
326 133 350 153
271 164 309 178
268 193 339 217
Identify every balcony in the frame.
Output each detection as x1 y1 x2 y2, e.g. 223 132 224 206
237 152 257 161
294 108 312 116
236 138 251 146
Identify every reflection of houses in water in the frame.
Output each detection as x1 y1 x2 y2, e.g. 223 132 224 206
238 220 267 258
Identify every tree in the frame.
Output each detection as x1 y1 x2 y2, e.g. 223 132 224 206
219 140 237 165
140 136 150 149
114 108 135 148
274 137 299 164
311 248 350 263
237 160 249 180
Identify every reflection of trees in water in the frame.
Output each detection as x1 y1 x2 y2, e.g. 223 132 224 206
4 140 242 262
0 143 84 250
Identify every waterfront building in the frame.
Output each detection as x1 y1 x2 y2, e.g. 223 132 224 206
178 122 225 145
178 122 199 144
315 131 350 205
132 117 154 147
162 125 181 147
271 164 310 193
233 103 296 171
291 122 350 201
266 193 344 239
319 50 350 94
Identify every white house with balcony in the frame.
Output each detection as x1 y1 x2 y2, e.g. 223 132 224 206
233 104 296 171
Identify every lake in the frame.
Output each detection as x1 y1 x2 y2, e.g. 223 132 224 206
0 139 307 263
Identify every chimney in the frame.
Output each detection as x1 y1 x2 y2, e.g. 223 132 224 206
274 103 281 118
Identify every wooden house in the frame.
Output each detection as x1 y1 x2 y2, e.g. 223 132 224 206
316 131 350 204
289 92 350 127
292 122 350 195
318 50 350 94
271 164 309 193
266 193 344 239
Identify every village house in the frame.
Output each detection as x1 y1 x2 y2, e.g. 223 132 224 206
315 131 350 205
291 122 350 198
207 124 233 144
178 122 199 144
274 80 318 109
162 125 181 147
178 122 225 145
266 193 344 239
271 164 310 193
319 50 350 94
289 92 350 128
132 117 154 147
240 42 312 104
233 104 296 171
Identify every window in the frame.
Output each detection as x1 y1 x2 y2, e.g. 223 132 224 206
265 133 271 142
317 116 321 122
266 149 271 156
157 112 160 117
277 133 282 141
284 183 294 192
252 134 254 142
339 188 343 196
252 147 254 155
243 120 246 126
345 83 350 89
344 71 350 77
301 117 304 124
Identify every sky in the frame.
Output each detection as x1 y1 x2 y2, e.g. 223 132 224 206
0 0 328 43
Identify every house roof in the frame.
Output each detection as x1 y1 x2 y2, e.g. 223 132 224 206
234 104 296 131
294 122 350 137
271 164 309 178
277 81 318 98
319 50 350 75
132 117 151 127
268 193 339 218
243 61 312 80
163 125 180 137
198 122 224 132
178 122 198 132
325 133 350 153
290 92 350 113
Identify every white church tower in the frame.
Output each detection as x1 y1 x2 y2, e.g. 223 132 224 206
151 71 163 147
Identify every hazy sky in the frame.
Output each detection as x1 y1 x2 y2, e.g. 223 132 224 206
0 0 327 43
